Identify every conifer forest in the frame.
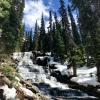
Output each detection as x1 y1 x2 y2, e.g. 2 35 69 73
0 0 100 100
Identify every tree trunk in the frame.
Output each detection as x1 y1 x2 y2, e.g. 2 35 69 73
72 60 77 77
96 59 100 82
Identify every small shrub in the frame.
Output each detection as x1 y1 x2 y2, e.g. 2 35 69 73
0 65 18 81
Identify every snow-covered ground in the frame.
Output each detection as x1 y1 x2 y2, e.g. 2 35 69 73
47 56 100 87
48 60 72 76
70 66 100 87
0 85 16 100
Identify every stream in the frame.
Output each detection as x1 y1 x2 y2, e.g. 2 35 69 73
13 52 98 100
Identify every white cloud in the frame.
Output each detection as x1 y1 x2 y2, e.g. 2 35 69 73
23 0 51 31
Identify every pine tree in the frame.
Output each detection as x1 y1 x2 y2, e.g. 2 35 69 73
48 10 53 52
40 14 46 53
54 24 65 61
33 21 40 51
25 31 31 51
92 0 100 82
29 29 33 51
52 23 56 53
59 0 76 54
0 0 24 53
49 10 53 32
59 0 68 29
68 5 81 45
54 12 58 29
70 0 100 80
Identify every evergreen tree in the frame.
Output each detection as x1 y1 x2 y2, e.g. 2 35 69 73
52 23 56 53
48 10 53 52
29 29 33 51
0 0 24 53
49 10 53 32
91 0 100 82
70 0 100 81
33 21 40 51
68 5 81 45
25 31 31 51
54 24 65 61
54 12 58 29
39 14 46 52
59 0 76 54
59 0 68 29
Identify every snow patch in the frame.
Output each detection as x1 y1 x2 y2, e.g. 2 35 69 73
71 66 100 87
54 64 67 72
0 85 16 99
43 77 69 89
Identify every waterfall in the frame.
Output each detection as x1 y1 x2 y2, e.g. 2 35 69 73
13 52 98 100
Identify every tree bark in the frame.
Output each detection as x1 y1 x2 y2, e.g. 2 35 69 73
96 59 100 82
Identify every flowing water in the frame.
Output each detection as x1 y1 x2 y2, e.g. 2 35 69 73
13 52 98 100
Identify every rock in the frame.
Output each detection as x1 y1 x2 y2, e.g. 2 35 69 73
37 93 51 100
3 77 12 87
20 87 35 96
15 77 20 82
17 87 38 100
0 75 12 88
20 80 39 93
36 56 49 66
0 89 5 100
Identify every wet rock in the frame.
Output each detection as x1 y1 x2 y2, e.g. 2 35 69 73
37 93 51 100
20 80 39 93
36 56 49 66
0 89 5 100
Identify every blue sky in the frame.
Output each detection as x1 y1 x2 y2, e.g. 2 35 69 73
23 0 71 31
43 0 68 12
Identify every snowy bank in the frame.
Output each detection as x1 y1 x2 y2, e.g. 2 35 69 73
0 84 16 100
71 66 100 87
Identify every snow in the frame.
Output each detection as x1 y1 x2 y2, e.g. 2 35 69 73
48 61 60 66
77 66 96 75
64 60 69 66
13 52 23 61
13 52 33 64
54 64 72 76
36 56 44 60
97 89 100 92
71 66 100 87
43 77 69 89
20 87 34 97
54 64 67 72
48 62 72 76
45 52 51 56
0 85 16 99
